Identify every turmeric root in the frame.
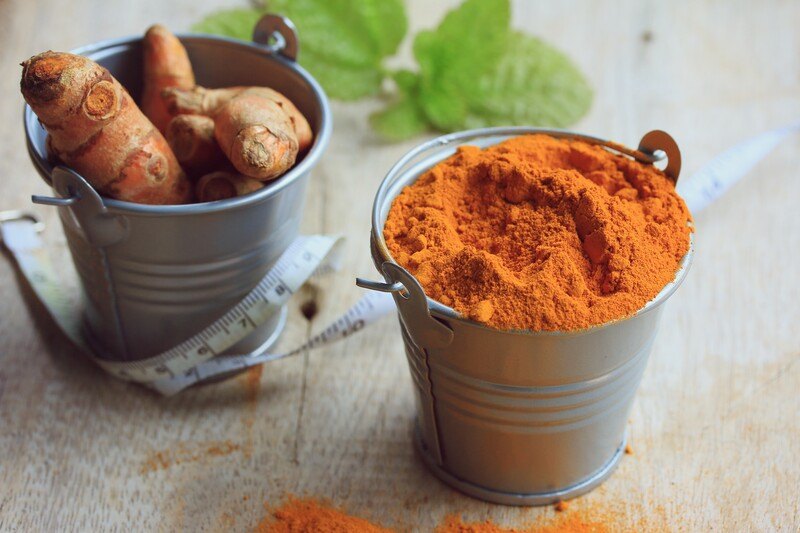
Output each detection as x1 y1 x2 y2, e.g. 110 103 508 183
142 25 195 132
164 86 313 152
213 94 299 180
21 51 192 205
165 115 225 177
196 171 264 202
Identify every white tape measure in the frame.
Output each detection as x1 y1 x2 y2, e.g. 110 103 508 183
2 121 797 395
149 290 395 395
0 218 394 395
96 235 343 382
677 120 800 212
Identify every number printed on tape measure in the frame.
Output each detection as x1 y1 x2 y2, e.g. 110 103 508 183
147 290 398 396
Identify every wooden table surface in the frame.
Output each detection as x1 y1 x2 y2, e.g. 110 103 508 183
1 1 798 531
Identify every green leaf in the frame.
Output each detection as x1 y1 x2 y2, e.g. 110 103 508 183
392 69 418 93
268 0 408 99
370 71 429 141
463 32 593 129
295 54 384 100
191 8 265 41
413 0 510 130
193 0 593 142
371 98 429 141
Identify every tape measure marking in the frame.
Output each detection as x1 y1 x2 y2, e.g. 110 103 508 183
98 236 343 382
149 290 395 396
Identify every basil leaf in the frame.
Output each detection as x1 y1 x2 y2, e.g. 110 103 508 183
464 32 593 129
269 0 407 99
413 0 510 130
370 71 428 141
192 8 265 41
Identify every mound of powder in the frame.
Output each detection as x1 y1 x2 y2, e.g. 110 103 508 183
384 134 692 331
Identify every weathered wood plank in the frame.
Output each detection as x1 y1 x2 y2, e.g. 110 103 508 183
0 1 797 531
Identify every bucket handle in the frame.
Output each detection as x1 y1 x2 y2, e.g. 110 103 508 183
253 14 299 61
357 262 454 350
32 167 128 247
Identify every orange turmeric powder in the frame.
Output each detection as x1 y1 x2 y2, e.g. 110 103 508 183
256 497 393 532
384 134 692 331
255 497 613 532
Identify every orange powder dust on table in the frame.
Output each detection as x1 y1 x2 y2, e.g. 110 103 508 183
436 512 609 533
254 497 619 533
384 134 693 332
140 441 241 473
256 497 395 533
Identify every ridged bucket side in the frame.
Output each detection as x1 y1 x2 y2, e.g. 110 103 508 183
97 188 306 358
401 320 443 464
399 302 665 498
425 309 663 495
59 208 127 356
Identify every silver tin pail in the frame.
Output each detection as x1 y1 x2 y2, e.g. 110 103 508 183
358 127 692 505
24 16 332 364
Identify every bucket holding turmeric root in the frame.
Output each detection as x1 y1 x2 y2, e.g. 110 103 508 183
358 127 693 505
23 16 331 363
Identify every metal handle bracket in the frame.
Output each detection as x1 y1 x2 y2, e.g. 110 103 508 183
638 129 682 183
31 166 128 247
358 262 454 350
253 14 299 61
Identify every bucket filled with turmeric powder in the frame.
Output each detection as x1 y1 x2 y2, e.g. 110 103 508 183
358 127 693 505
22 16 331 365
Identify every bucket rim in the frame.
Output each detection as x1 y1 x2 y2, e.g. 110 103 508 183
23 32 332 216
369 126 694 338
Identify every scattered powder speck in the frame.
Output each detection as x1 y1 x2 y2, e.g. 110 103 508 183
140 441 241 473
243 364 264 405
625 445 634 455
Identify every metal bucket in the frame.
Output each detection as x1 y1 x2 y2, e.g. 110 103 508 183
359 127 692 505
23 16 331 363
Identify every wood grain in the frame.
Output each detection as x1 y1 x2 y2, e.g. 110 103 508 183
1 0 798 531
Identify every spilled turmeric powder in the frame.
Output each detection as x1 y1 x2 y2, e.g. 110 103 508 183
140 440 240 473
255 497 393 532
255 497 612 532
384 134 692 331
